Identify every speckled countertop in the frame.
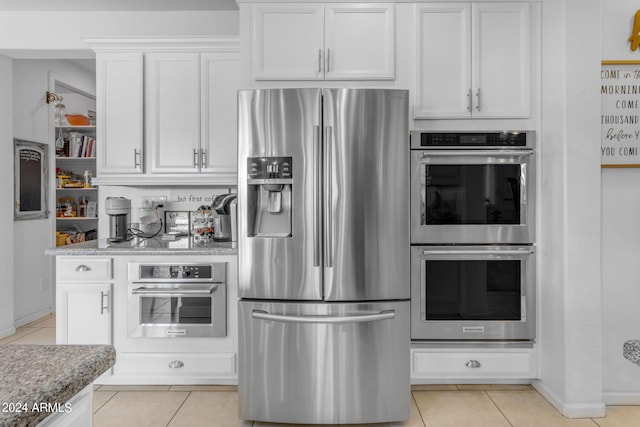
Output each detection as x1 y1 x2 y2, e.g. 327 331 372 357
45 236 237 256
0 344 115 427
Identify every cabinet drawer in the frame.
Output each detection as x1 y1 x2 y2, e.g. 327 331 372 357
412 349 536 379
57 258 112 281
117 352 236 379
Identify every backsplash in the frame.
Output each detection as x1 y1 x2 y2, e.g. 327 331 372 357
97 185 236 238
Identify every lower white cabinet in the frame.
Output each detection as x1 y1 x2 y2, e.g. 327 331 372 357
115 352 236 384
411 347 538 382
57 283 111 345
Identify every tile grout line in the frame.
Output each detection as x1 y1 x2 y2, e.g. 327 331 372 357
93 390 118 415
484 390 514 427
164 390 191 427
410 391 428 427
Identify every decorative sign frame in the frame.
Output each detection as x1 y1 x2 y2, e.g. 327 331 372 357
601 60 640 168
13 138 49 220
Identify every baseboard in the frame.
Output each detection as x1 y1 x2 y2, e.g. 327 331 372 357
532 380 606 418
14 308 53 328
0 325 16 340
603 392 640 405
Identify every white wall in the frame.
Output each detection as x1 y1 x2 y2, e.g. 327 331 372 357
0 53 15 338
533 0 604 418
12 59 95 326
0 11 239 57
601 1 640 404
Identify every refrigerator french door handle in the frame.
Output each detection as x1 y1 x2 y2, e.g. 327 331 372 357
324 125 333 268
251 309 395 324
313 125 321 267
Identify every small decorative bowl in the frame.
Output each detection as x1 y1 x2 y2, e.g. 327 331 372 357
64 114 91 126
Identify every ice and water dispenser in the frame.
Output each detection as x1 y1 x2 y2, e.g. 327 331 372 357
246 157 292 237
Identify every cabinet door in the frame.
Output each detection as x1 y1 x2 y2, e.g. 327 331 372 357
473 3 531 118
324 3 395 80
414 3 471 118
97 53 144 174
201 52 241 183
253 3 324 80
146 53 201 173
57 283 111 345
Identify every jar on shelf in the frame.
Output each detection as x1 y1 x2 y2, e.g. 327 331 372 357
58 197 77 217
78 197 88 217
54 103 67 127
83 170 93 188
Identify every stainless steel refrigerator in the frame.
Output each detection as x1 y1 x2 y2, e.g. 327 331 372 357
237 88 410 424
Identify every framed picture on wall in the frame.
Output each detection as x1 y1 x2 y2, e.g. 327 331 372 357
14 138 49 220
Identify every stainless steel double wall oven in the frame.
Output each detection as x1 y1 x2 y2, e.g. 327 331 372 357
410 131 536 341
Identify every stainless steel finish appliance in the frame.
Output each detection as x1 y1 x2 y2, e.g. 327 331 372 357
410 131 535 244
411 245 535 340
127 262 226 338
212 193 237 242
238 88 410 424
105 197 131 242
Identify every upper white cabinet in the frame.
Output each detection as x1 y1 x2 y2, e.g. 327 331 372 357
89 38 240 185
253 3 395 80
96 52 144 174
414 3 532 119
145 53 202 174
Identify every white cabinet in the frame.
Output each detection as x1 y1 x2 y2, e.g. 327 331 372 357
253 3 395 80
89 38 240 185
96 52 144 174
414 2 532 119
145 53 201 174
56 257 113 346
411 346 538 382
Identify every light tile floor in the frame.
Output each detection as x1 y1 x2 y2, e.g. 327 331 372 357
2 314 639 426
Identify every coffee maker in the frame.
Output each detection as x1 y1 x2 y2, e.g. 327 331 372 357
105 197 131 242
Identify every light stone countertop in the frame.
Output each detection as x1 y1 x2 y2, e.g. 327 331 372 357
45 236 238 256
0 344 115 427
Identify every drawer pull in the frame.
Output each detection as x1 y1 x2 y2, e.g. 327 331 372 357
75 265 92 272
168 360 184 369
465 359 481 368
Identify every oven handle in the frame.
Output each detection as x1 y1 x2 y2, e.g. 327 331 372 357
131 285 217 296
421 249 534 256
419 150 533 158
252 309 395 324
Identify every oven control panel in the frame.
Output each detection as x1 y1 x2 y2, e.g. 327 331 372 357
410 131 533 149
128 263 226 283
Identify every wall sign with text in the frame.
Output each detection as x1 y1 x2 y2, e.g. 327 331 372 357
601 61 640 168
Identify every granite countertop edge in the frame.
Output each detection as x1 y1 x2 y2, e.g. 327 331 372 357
45 239 238 256
0 344 116 427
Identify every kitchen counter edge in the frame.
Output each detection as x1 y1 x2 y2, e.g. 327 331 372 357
45 239 238 256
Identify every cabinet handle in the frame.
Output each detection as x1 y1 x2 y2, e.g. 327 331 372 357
326 48 331 73
200 148 206 168
193 149 199 168
75 264 91 272
475 88 481 111
467 89 472 112
465 359 481 368
100 291 109 315
168 360 184 369
318 49 322 73
134 149 141 169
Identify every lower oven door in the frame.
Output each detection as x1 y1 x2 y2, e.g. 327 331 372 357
239 300 410 424
411 245 535 341
128 284 226 338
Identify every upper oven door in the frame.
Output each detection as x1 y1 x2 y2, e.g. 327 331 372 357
410 149 535 244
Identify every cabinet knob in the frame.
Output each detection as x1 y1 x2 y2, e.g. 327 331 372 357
465 359 481 368
75 264 92 272
168 360 184 369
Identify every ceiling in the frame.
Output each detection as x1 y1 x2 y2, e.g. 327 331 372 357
0 0 238 11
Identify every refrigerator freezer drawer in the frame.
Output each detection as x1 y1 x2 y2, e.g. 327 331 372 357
238 300 410 424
